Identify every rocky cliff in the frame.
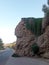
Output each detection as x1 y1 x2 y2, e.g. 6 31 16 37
15 17 49 58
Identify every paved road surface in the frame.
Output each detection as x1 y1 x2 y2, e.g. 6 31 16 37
0 48 14 65
6 57 49 65
1 48 49 65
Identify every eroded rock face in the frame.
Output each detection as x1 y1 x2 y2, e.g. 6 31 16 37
15 19 35 56
15 17 49 58
37 26 49 58
44 26 49 51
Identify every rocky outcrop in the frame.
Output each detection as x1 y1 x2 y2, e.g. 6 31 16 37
15 18 35 56
15 17 49 58
37 26 49 58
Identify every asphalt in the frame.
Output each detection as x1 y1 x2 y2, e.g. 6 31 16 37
6 57 49 65
0 48 49 65
0 48 14 65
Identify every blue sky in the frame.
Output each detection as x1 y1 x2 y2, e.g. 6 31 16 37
0 0 47 43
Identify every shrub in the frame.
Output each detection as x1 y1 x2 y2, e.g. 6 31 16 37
31 43 39 55
25 18 42 37
0 38 4 50
36 18 42 36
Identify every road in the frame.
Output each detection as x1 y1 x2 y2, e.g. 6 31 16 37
0 48 49 65
6 57 49 65
0 48 14 65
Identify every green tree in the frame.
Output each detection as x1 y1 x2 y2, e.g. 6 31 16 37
0 38 4 49
47 0 49 5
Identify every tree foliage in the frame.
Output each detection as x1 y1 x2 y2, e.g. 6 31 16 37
31 43 39 55
42 0 49 16
0 38 4 49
